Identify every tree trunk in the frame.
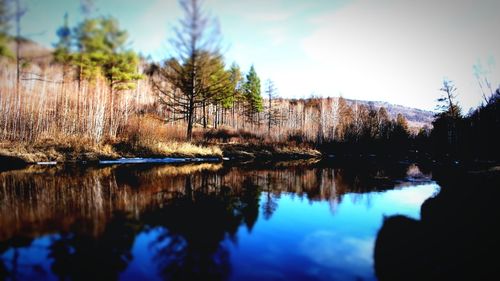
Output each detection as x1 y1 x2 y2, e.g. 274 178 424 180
214 104 219 129
202 100 207 128
15 0 22 125
221 107 225 126
268 97 272 135
109 82 114 136
232 102 236 128
187 99 194 141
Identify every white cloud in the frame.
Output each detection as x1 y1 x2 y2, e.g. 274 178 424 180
300 0 500 110
300 231 375 279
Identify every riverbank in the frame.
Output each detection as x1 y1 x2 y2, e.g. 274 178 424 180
0 138 222 167
220 143 321 161
0 138 322 169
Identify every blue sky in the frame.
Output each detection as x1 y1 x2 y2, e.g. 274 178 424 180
21 0 500 111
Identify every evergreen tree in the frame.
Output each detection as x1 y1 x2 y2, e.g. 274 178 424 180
209 56 232 127
264 79 281 134
74 18 105 83
73 16 141 89
243 65 263 126
153 0 224 140
73 16 142 132
199 52 231 128
228 63 243 102
209 60 233 110
228 63 243 127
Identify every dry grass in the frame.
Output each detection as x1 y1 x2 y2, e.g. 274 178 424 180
0 138 222 163
0 117 223 163
202 126 263 143
122 115 187 142
0 136 119 163
115 115 222 158
154 142 222 157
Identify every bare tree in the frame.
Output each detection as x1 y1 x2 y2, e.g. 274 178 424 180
473 60 495 105
13 0 26 103
437 79 460 118
153 0 223 140
264 79 281 135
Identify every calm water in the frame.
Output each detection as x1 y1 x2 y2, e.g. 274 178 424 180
0 161 439 281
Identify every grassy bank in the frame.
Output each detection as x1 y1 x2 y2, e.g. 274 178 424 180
0 137 223 165
0 137 321 167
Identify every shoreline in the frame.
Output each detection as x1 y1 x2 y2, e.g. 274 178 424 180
0 142 322 170
1 141 497 173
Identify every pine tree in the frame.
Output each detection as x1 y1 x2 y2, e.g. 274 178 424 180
197 52 231 128
243 65 263 126
228 63 243 127
152 0 224 140
210 62 233 110
73 16 142 133
264 79 281 135
73 16 142 90
206 55 232 127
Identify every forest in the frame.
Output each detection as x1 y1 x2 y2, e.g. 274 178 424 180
0 0 499 163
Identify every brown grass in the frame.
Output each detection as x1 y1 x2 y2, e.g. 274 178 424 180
0 136 119 163
115 115 222 158
0 116 223 163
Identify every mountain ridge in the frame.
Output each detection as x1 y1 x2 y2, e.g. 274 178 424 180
344 98 435 129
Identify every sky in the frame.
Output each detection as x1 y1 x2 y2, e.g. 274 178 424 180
20 0 500 111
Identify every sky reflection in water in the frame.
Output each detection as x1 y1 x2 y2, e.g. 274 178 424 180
0 163 438 281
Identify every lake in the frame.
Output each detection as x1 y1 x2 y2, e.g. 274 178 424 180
0 161 455 280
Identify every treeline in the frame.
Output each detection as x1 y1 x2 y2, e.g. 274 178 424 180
1 0 498 162
428 80 500 161
0 0 415 147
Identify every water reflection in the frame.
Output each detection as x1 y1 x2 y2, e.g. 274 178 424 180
0 162 437 281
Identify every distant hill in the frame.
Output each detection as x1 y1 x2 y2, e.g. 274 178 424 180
6 37 53 66
345 99 435 130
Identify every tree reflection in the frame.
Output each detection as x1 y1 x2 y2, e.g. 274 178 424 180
0 236 38 281
262 173 279 220
141 174 261 281
0 161 432 280
49 211 137 281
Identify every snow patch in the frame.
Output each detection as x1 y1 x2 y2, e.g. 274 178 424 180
99 158 220 165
